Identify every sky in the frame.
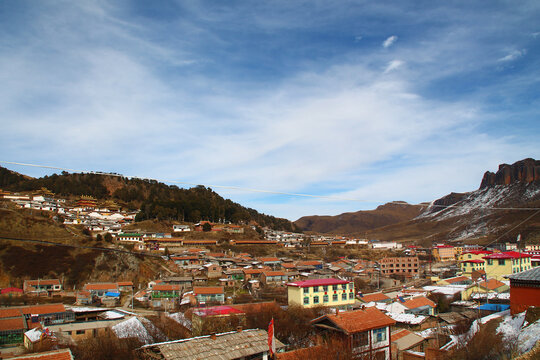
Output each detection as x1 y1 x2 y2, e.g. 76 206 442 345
1 1 539 221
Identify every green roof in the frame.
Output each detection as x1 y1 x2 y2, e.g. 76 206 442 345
118 233 142 237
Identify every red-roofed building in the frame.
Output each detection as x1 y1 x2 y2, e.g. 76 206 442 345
23 279 62 295
83 283 119 297
1 287 24 296
193 286 225 305
483 251 533 280
191 305 246 335
402 296 437 316
261 271 287 285
312 307 396 360
287 278 355 309
358 292 392 304
6 348 74 360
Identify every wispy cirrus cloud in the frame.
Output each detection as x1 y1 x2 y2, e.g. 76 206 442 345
382 35 398 48
498 49 527 62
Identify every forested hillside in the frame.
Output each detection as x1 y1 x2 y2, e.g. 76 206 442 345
0 167 296 231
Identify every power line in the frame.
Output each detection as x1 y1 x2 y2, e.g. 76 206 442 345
2 160 540 211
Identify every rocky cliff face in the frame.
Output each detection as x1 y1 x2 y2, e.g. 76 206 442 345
480 158 540 189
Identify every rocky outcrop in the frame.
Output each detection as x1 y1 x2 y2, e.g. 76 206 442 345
480 158 540 189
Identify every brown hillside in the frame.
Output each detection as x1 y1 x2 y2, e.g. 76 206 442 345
295 202 423 235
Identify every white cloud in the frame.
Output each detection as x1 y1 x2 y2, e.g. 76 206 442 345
498 49 527 62
382 35 398 48
384 60 404 73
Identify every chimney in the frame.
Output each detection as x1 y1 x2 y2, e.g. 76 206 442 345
210 333 217 340
237 326 243 332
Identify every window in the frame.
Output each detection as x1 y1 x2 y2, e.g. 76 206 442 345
349 293 354 299
341 284 347 290
323 286 328 292
323 295 329 303
303 287 309 294
333 294 338 301
373 328 386 342
76 330 85 335
342 293 347 300
332 285 338 291
303 297 309 305
487 259 493 265
313 286 319 292
498 259 505 266
352 332 368 348
314 296 319 304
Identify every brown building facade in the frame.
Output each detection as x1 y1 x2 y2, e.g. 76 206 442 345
380 257 419 276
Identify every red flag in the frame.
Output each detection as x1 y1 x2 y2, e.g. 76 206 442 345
268 318 276 357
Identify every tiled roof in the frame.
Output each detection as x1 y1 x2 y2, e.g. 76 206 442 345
0 308 23 319
22 304 66 315
507 266 540 282
312 307 395 334
281 263 296 269
360 292 390 302
259 257 280 262
287 278 350 288
139 329 284 360
403 296 436 309
484 251 531 259
243 269 265 274
392 328 412 341
462 250 492 255
0 287 23 294
193 286 224 295
6 349 73 360
193 306 244 317
263 271 286 276
479 279 506 290
84 283 119 290
297 261 322 266
25 279 61 286
461 259 484 263
153 284 182 291
442 276 470 284
0 317 25 331
117 281 133 286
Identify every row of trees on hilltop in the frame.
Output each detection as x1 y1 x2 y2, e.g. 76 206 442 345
0 167 296 231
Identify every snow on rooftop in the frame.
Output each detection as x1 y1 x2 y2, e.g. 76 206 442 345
518 319 540 354
67 306 109 313
387 312 427 325
101 310 126 320
25 328 45 342
112 317 155 344
423 285 468 296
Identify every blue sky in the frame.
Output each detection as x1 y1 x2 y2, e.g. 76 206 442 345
1 1 539 220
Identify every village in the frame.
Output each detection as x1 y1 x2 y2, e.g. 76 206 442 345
1 191 540 359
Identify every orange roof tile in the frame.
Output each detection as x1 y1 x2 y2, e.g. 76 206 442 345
193 286 224 295
153 284 181 291
392 329 413 341
263 271 286 276
7 348 73 360
360 292 390 302
281 263 296 269
0 308 23 319
0 317 25 331
443 276 470 284
259 257 280 262
313 307 395 334
117 281 133 286
25 279 61 286
83 283 119 291
297 261 321 266
22 304 66 315
403 296 436 309
243 269 265 274
479 279 506 290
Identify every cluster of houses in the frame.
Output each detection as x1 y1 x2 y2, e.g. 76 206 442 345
0 190 137 233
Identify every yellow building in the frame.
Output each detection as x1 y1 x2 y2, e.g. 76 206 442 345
287 278 355 309
483 252 532 280
433 245 455 262
459 251 492 276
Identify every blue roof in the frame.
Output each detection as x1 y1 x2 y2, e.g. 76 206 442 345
105 291 120 297
476 303 510 312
